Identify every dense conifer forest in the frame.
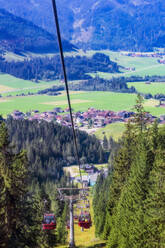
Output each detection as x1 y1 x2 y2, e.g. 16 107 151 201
70 77 136 93
5 118 107 183
0 53 119 81
0 8 75 54
93 95 165 247
0 120 72 247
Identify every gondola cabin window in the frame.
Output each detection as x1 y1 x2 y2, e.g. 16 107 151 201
42 214 56 230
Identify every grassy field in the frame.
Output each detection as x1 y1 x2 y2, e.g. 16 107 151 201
127 82 165 95
0 91 137 116
72 50 165 79
0 90 164 117
0 74 61 96
1 50 165 118
94 164 108 170
95 122 126 141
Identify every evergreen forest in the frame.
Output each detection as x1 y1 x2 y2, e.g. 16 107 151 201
0 120 71 247
93 95 165 247
0 53 119 81
5 118 107 183
0 8 75 54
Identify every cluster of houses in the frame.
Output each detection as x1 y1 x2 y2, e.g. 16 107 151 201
158 59 165 64
124 67 136 71
10 107 136 128
73 164 108 187
10 107 164 129
121 52 165 58
159 115 165 124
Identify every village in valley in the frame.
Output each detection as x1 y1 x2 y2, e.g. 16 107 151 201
10 106 165 131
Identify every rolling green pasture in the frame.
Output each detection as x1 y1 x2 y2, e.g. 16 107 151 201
4 49 165 80
127 82 165 95
0 74 61 96
0 90 164 117
0 91 137 116
0 50 165 118
73 50 165 79
95 122 126 141
0 74 40 89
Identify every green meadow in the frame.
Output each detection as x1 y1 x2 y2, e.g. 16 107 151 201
73 50 165 79
0 51 165 118
0 90 164 117
0 74 61 96
0 91 137 116
127 81 165 95
95 122 126 141
0 74 40 89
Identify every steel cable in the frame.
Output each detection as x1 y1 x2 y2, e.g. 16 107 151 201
51 0 84 191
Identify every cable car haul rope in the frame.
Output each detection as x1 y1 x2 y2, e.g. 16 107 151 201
51 0 83 190
41 1 93 246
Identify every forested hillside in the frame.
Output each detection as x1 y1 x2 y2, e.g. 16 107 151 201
70 77 136 93
6 118 107 183
93 95 165 247
1 0 165 51
0 53 119 81
0 8 75 54
0 121 71 247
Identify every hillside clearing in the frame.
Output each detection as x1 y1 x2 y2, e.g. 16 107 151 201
95 122 126 141
127 82 165 95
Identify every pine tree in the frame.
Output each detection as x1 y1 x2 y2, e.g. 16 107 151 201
144 147 165 248
108 135 152 248
0 175 8 248
133 93 149 132
103 135 108 150
150 119 159 152
103 121 136 239
56 216 68 245
93 173 107 236
0 122 43 247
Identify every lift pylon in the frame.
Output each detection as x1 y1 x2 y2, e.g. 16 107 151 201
57 187 90 248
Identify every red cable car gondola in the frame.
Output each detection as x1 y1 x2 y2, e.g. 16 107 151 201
74 214 78 220
42 213 56 230
66 220 70 230
78 211 92 229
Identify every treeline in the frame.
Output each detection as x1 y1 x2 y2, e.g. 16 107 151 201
0 121 72 247
143 93 165 100
93 94 165 247
70 77 136 93
37 86 64 96
36 77 136 94
6 118 108 183
124 75 165 83
0 52 119 81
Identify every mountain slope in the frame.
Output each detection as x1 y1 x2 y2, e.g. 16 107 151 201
0 8 75 54
0 0 165 51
